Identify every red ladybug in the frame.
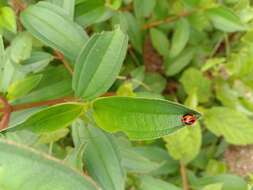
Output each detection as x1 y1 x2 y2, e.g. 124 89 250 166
181 113 197 126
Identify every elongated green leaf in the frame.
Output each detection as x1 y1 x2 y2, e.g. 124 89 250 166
206 6 246 32
13 79 73 104
164 123 201 163
180 68 211 103
198 174 247 190
139 176 181 190
204 107 253 145
73 28 128 100
134 0 156 18
0 6 16 33
120 146 162 173
0 35 4 78
13 103 85 133
7 74 42 99
21 2 88 61
166 48 194 76
20 51 54 74
123 12 143 53
74 121 125 190
75 0 114 27
170 18 190 57
47 0 75 19
0 139 98 190
150 28 170 56
92 96 201 140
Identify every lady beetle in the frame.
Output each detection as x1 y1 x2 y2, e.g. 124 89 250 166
181 113 197 126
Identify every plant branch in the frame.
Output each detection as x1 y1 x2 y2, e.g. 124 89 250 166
0 96 13 130
142 11 193 30
54 51 74 75
0 96 78 113
180 161 190 190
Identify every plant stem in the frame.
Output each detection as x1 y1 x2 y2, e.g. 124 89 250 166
54 51 74 75
180 161 189 190
0 97 12 130
0 96 78 113
142 11 193 30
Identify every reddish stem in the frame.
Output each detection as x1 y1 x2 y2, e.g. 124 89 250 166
0 97 13 130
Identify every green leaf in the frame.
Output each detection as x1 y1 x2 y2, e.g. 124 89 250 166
77 121 125 190
92 96 201 140
139 176 181 190
7 74 42 99
180 68 211 103
134 0 156 18
170 18 190 57
75 0 114 27
13 103 85 133
73 28 128 100
38 128 69 144
206 6 246 32
10 32 33 63
123 12 143 53
47 0 75 19
150 28 170 56
20 51 54 74
0 139 98 190
13 79 73 104
204 107 253 145
198 174 247 190
165 48 194 76
202 183 223 190
164 123 201 163
0 6 16 33
21 2 88 61
119 145 162 173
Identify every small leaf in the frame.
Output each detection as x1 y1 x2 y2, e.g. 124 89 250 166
75 0 114 27
139 176 181 190
0 6 16 33
150 28 170 56
164 123 201 163
20 51 54 74
170 18 190 57
180 68 211 103
0 139 98 190
134 0 156 18
204 107 253 145
202 183 223 190
73 28 128 100
7 74 42 100
13 103 85 133
77 121 125 190
10 32 33 63
21 2 88 61
123 12 143 53
92 96 201 140
165 48 194 76
206 6 246 32
198 174 247 190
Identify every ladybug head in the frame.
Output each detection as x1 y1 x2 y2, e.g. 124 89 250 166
181 113 197 126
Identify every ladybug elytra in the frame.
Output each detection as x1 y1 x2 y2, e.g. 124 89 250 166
181 113 197 126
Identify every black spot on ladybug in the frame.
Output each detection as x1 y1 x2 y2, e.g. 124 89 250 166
181 113 197 126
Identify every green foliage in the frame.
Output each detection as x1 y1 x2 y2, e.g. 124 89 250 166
72 28 128 99
0 139 98 190
0 0 253 189
92 96 201 140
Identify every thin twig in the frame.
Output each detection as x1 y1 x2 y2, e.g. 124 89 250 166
0 96 12 130
0 96 78 113
54 51 74 75
180 161 189 190
142 11 193 30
